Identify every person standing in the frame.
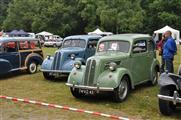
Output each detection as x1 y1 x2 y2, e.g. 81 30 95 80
162 31 177 73
157 34 166 73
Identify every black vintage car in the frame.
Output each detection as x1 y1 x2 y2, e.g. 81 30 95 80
158 64 181 115
0 37 44 75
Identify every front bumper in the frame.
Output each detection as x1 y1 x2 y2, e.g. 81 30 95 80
158 91 181 104
66 83 114 92
40 69 70 74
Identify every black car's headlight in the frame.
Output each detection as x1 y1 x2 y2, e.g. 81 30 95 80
71 54 76 60
109 62 117 71
74 61 81 69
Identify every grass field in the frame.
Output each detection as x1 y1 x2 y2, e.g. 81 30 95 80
0 46 181 120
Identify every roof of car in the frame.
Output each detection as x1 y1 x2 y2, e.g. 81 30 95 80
64 35 102 41
0 37 38 42
100 34 151 42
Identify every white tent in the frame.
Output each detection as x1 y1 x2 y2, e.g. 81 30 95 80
154 25 180 44
88 28 113 36
36 31 53 40
36 31 53 36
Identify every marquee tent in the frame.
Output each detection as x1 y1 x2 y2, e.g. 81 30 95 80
8 30 29 37
36 31 53 40
88 28 113 36
154 25 180 44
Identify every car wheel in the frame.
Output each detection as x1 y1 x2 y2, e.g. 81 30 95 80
70 87 83 98
159 87 176 116
113 76 129 102
43 72 54 80
27 61 37 74
151 69 159 85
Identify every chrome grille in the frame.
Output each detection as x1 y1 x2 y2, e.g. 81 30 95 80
52 52 61 70
83 59 96 86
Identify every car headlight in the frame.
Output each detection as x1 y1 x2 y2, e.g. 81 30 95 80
109 62 117 71
71 54 75 60
74 61 81 69
47 55 51 60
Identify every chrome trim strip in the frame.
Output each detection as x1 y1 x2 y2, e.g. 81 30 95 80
40 69 70 73
66 83 114 91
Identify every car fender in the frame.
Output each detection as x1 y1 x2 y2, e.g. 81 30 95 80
158 73 178 89
61 59 76 71
0 59 12 74
25 53 44 66
41 57 54 70
97 68 133 89
75 58 86 64
150 59 160 80
67 66 86 84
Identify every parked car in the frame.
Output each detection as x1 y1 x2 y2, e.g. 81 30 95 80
66 34 160 102
44 38 63 47
0 37 44 75
41 35 102 79
158 64 181 116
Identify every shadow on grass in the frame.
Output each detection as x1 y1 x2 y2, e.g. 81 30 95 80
0 71 27 80
43 75 68 83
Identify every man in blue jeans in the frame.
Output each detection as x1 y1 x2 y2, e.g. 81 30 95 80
163 31 177 73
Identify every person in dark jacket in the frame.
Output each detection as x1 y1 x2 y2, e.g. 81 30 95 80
163 31 177 73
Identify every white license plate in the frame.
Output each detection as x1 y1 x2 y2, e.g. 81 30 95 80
79 89 95 95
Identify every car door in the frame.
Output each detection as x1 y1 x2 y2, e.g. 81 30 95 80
131 39 149 84
0 41 20 69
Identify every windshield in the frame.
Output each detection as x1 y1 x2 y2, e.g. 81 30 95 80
98 41 130 53
63 39 86 48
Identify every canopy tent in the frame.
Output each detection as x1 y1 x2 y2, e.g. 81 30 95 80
88 28 113 36
36 31 53 36
36 31 53 41
154 25 180 44
8 30 29 37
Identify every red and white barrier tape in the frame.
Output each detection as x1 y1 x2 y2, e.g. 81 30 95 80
0 95 130 120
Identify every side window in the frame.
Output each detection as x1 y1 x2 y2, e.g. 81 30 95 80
4 42 18 52
19 40 40 50
19 41 29 50
133 40 147 53
87 39 99 49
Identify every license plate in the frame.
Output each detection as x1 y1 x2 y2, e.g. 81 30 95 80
79 89 95 95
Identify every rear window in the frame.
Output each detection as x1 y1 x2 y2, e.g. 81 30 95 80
19 40 40 50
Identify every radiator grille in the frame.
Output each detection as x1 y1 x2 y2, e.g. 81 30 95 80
83 59 96 86
52 52 61 70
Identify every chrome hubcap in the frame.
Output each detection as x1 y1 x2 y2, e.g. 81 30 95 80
30 63 36 73
118 80 128 100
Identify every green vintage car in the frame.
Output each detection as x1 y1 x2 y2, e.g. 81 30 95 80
66 34 160 102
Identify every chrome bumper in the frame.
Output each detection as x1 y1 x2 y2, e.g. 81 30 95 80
158 91 181 104
40 69 70 73
66 83 114 92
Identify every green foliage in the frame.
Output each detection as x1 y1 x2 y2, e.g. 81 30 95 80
1 0 181 36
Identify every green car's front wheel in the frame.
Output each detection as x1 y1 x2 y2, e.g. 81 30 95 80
70 88 83 98
113 76 130 102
